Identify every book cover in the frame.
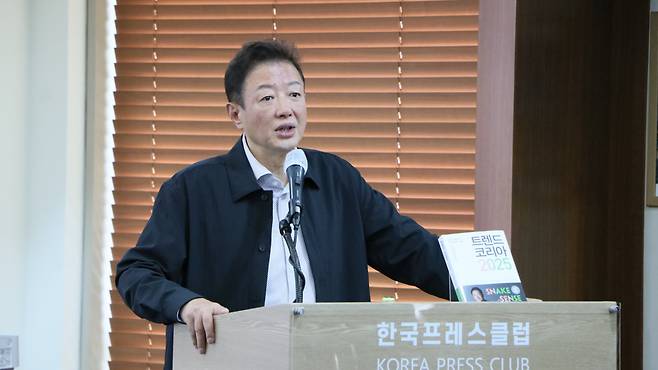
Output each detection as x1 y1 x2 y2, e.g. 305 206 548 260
438 230 526 302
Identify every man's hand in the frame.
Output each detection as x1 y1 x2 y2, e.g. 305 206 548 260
180 298 229 354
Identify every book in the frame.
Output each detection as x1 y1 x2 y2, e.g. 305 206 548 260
438 230 526 302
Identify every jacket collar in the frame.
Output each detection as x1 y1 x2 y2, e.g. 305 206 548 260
225 137 319 202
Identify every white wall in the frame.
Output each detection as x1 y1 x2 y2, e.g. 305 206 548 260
645 210 657 370
0 0 28 343
0 0 87 369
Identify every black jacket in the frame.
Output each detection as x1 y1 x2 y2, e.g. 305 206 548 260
116 139 450 370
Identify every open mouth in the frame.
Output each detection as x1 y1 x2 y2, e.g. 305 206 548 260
275 124 296 136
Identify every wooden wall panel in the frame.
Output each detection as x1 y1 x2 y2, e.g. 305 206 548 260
511 1 647 369
513 0 611 301
604 2 648 369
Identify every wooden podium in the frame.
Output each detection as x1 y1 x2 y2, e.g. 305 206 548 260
173 302 619 369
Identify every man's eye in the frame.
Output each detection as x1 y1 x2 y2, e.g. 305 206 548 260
290 92 301 98
260 96 274 102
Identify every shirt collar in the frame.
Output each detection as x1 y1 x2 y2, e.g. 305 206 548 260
225 137 319 202
242 134 272 182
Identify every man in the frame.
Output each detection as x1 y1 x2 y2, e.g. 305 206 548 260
116 39 450 370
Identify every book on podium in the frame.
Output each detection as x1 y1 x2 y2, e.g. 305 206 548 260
438 230 527 303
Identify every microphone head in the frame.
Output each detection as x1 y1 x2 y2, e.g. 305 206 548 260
284 149 308 174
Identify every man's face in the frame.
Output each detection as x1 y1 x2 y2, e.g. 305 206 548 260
227 61 307 161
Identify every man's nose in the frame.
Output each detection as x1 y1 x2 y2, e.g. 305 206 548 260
275 97 293 117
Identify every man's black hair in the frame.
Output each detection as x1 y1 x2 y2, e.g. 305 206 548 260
224 39 305 107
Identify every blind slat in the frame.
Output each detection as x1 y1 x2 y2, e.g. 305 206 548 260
116 46 478 63
112 176 474 197
115 62 477 78
113 150 475 168
114 121 475 138
111 213 474 235
113 135 475 153
117 17 478 34
116 2 478 19
118 0 467 5
114 92 476 109
114 107 476 122
114 77 477 93
110 348 166 364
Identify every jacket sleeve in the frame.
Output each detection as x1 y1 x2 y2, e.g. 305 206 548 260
115 177 202 324
353 166 451 300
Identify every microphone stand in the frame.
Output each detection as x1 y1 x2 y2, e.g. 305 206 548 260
279 212 305 303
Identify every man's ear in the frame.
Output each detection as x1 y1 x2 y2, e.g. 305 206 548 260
226 102 242 129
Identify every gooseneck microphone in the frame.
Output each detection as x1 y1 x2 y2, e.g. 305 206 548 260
284 149 308 230
279 149 308 303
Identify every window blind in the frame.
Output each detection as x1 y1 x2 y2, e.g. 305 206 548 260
110 0 478 368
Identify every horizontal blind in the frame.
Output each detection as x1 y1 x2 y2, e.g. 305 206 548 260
110 0 478 368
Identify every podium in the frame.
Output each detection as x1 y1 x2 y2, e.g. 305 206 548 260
173 302 619 369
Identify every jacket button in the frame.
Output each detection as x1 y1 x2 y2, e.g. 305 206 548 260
260 193 269 201
258 244 266 252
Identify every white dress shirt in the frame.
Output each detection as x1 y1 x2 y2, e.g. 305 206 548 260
242 135 317 305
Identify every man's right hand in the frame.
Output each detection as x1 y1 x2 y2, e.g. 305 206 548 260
180 298 229 354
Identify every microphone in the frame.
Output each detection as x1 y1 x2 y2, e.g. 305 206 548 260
284 149 307 230
281 149 308 303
